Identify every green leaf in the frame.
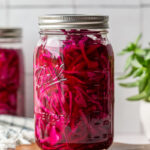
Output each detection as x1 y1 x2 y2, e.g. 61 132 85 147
136 55 145 65
145 97 150 102
133 68 143 78
119 81 138 88
117 34 150 102
131 57 142 68
139 74 148 93
124 55 133 71
117 68 136 80
145 59 150 68
145 51 150 60
135 34 142 45
145 80 150 97
127 91 146 101
128 43 137 51
118 43 137 56
135 48 145 56
118 50 129 56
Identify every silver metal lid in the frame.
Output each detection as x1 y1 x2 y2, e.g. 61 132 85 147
39 14 109 30
0 28 22 38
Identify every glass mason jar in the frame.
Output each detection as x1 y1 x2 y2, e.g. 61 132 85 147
34 15 114 150
0 28 24 116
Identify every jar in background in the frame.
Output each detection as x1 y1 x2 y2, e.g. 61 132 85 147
0 28 24 116
34 15 114 150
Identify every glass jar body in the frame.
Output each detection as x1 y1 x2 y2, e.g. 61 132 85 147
34 29 114 150
0 37 24 116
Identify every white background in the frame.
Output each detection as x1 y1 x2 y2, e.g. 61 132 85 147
0 0 149 136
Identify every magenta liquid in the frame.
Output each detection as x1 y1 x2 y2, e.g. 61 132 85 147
0 48 24 115
34 30 114 150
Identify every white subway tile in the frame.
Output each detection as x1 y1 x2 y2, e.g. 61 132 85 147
0 0 7 26
142 8 150 47
142 0 150 4
9 8 74 74
75 0 140 6
76 8 141 73
9 0 72 6
0 10 5 26
115 73 141 134
0 0 6 7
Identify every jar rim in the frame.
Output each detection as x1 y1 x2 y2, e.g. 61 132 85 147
0 28 22 38
39 14 109 30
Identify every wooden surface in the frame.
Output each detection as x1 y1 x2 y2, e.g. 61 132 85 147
16 144 41 150
16 143 150 150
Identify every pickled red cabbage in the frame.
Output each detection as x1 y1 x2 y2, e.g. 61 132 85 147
34 30 114 150
0 48 23 115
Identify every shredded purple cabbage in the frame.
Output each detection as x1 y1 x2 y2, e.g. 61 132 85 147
0 48 24 115
34 29 114 150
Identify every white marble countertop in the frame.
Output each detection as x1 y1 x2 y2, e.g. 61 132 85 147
107 134 150 150
114 133 150 144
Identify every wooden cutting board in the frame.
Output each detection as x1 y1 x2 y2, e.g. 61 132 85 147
16 143 150 150
16 143 41 150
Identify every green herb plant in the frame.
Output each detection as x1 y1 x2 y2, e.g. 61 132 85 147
118 34 150 102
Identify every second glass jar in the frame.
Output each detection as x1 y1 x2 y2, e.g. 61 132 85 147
0 28 24 116
34 15 114 150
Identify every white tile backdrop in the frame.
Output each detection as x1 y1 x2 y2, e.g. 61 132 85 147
9 0 73 6
142 0 150 4
75 0 140 6
0 0 8 26
0 0 149 135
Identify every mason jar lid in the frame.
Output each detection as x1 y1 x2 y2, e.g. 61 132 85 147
39 14 109 30
0 28 22 38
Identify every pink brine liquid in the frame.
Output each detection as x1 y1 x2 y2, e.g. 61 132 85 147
34 30 114 150
0 48 24 115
